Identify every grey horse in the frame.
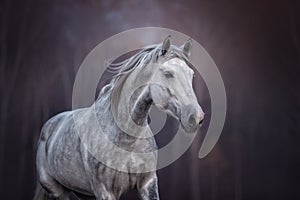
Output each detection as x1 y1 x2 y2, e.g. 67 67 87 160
34 36 204 200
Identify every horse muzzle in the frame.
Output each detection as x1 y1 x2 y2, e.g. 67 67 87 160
180 104 204 133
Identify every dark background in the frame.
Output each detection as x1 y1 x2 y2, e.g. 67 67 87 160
1 0 300 199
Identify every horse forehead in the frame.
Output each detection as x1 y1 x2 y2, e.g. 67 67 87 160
163 58 193 74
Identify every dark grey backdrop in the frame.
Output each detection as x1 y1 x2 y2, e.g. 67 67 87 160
0 0 299 199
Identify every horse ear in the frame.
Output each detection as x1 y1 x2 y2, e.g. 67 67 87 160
181 39 192 58
161 35 171 55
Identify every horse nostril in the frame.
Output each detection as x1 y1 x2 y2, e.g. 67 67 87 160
188 115 196 127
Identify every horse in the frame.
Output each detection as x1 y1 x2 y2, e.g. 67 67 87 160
34 36 205 200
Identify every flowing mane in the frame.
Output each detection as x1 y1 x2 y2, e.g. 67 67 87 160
96 42 189 104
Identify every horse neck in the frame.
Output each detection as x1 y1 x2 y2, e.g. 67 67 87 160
111 67 154 137
93 82 155 149
129 85 152 126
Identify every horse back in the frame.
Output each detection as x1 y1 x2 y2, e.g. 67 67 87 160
40 111 70 142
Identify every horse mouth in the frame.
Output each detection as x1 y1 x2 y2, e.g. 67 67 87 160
199 118 204 126
180 118 200 133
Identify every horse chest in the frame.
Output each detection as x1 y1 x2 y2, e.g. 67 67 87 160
102 167 137 189
91 154 152 193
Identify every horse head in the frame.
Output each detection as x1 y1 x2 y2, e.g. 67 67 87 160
149 36 205 133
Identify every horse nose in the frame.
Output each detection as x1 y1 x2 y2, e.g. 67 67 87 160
187 106 204 127
181 104 204 132
188 114 197 127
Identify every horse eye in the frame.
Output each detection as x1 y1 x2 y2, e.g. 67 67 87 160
163 71 174 78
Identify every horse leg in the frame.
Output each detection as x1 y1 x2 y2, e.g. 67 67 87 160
38 170 70 200
91 183 115 200
36 140 70 200
138 173 160 200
